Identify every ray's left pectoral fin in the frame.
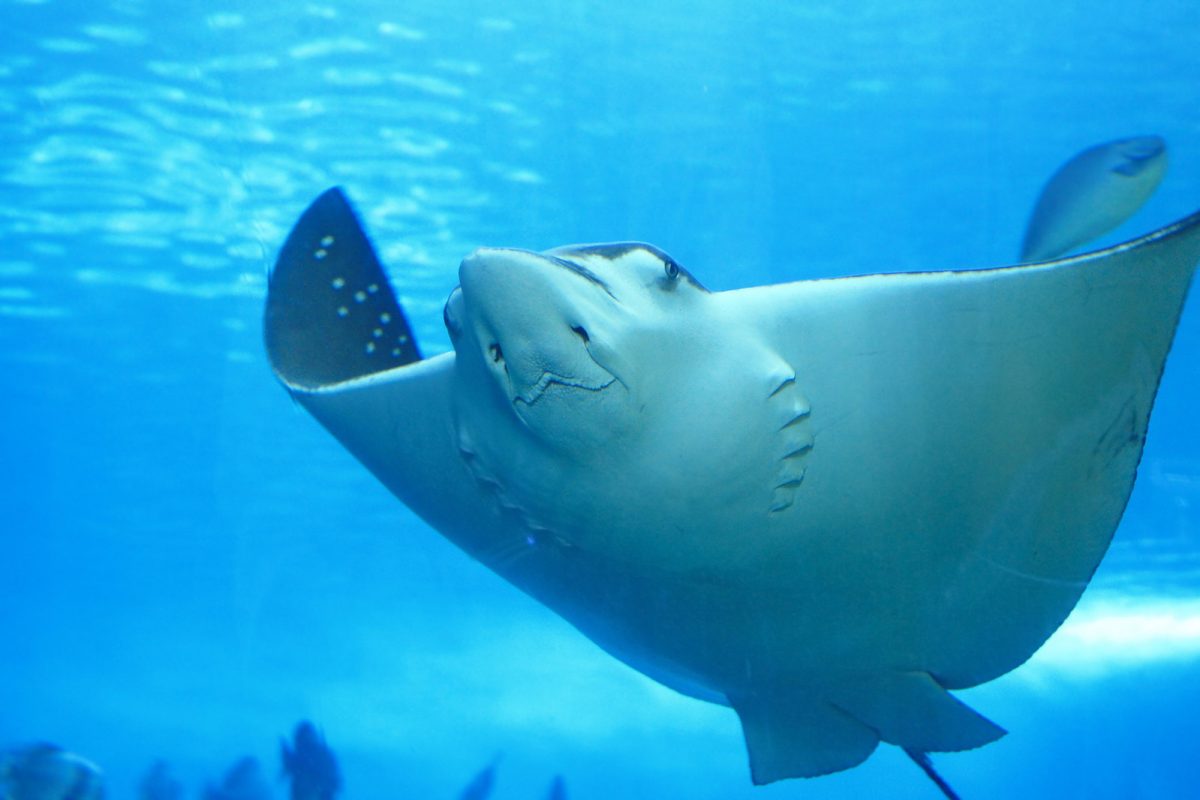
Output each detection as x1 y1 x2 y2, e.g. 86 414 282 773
831 671 1006 753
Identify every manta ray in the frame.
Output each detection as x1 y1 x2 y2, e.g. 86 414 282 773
263 144 1200 796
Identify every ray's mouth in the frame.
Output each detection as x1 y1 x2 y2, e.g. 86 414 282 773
493 321 621 406
513 370 616 406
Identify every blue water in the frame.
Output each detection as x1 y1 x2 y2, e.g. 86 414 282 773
3 0 1200 797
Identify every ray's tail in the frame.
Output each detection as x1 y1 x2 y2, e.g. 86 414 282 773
904 749 962 800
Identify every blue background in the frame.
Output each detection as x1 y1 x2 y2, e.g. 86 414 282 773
2 0 1200 797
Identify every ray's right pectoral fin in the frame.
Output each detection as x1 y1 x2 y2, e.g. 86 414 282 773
264 188 475 543
291 355 460 507
729 690 879 783
731 672 1004 785
266 187 424 389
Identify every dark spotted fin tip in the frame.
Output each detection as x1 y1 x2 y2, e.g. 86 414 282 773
264 187 421 390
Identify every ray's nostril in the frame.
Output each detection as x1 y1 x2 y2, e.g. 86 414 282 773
571 325 590 344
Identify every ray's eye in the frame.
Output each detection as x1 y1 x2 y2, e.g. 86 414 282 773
443 287 463 340
663 258 681 280
488 343 503 363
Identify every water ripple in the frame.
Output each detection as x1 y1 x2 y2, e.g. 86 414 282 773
288 37 373 60
81 24 148 46
389 72 465 99
39 38 96 54
0 2 559 314
377 22 425 41
0 302 70 319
